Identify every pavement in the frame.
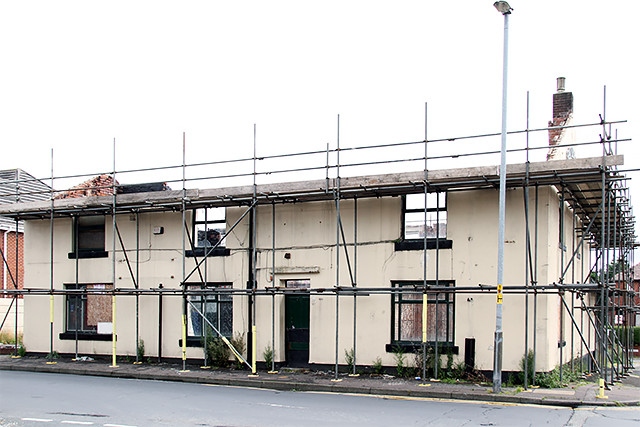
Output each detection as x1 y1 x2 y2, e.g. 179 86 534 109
1 355 639 408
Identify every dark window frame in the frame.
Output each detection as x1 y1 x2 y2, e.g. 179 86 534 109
68 215 108 259
183 282 233 347
388 280 455 352
186 207 230 258
60 282 113 340
396 193 451 251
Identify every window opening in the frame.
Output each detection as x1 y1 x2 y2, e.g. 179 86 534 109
403 192 447 239
65 283 113 333
187 282 233 338
194 207 226 248
74 216 106 253
391 281 454 344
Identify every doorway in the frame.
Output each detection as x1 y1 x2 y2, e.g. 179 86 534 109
284 279 310 367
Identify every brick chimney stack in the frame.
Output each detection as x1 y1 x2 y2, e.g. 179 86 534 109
547 77 576 160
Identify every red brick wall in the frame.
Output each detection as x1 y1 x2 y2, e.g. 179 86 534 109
1 230 24 297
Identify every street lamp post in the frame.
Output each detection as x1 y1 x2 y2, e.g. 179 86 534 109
492 0 512 394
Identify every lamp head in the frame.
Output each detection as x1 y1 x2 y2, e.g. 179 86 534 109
493 1 513 15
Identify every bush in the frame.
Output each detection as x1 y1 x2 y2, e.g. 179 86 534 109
393 345 406 378
207 337 231 367
263 345 274 369
0 331 22 345
344 347 355 373
372 357 384 375
518 350 535 385
136 339 145 361
515 352 583 388
612 326 640 346
229 333 246 369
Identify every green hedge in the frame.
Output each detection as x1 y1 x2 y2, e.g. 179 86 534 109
613 326 640 345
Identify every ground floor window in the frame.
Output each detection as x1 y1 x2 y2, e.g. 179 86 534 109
187 282 233 339
391 281 454 345
65 283 113 333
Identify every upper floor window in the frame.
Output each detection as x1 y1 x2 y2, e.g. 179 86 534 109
69 216 108 259
403 192 447 240
194 207 226 248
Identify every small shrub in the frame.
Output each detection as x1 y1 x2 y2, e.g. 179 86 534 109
136 339 145 361
46 350 59 361
518 349 535 385
263 345 274 369
229 333 246 369
527 356 583 388
393 345 406 378
412 349 425 378
344 348 355 373
445 360 467 380
18 345 27 357
0 331 23 345
372 357 384 375
207 337 231 367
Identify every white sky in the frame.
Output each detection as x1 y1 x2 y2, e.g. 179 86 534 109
1 1 637 203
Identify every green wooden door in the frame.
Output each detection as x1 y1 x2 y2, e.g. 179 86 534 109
285 295 310 367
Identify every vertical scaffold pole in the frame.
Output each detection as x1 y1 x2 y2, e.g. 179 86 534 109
421 102 429 382
135 211 140 364
523 91 531 389
270 201 277 373
111 138 118 368
251 124 258 376
49 149 55 362
351 197 358 376
181 132 188 372
333 114 341 382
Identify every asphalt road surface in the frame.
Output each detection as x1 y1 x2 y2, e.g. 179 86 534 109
1 371 639 426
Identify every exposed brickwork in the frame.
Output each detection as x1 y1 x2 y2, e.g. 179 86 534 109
55 174 117 199
552 91 573 119
547 90 574 160
1 230 24 298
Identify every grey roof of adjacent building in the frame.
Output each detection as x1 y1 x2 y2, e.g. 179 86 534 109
0 169 51 231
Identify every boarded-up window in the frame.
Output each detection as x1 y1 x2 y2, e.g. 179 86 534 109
392 281 454 344
66 283 113 333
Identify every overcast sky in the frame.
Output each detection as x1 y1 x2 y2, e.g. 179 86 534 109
1 1 637 201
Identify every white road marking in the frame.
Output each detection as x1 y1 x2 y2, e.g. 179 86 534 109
21 418 53 423
257 402 306 409
104 424 138 427
61 421 94 425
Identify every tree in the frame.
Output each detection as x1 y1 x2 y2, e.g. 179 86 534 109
590 259 630 284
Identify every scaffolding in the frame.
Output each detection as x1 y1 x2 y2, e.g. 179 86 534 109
0 89 637 389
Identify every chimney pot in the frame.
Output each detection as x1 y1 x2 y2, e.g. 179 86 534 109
557 77 566 92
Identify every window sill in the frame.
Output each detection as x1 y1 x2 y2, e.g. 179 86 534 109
59 332 114 341
179 336 231 348
185 248 230 257
394 239 452 251
386 342 458 354
67 251 109 259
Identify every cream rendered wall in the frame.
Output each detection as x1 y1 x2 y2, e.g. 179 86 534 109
22 212 206 359
447 186 590 372
228 197 454 368
20 185 593 371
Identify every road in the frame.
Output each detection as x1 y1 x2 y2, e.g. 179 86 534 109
0 371 639 426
